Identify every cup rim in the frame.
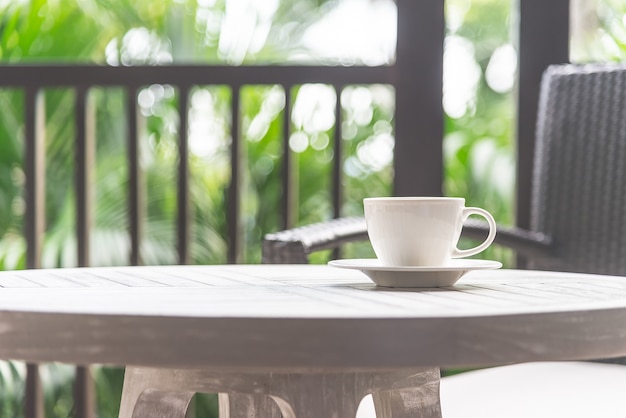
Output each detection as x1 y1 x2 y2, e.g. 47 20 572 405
364 196 465 203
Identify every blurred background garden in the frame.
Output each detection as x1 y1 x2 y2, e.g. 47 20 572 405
0 0 625 416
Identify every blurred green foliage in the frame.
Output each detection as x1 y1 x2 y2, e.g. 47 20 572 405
0 0 623 416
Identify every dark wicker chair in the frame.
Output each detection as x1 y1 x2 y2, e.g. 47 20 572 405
264 63 626 277
261 63 626 417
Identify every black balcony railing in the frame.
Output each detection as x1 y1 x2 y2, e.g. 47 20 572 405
0 0 570 416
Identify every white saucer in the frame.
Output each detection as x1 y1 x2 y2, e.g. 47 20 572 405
328 258 502 288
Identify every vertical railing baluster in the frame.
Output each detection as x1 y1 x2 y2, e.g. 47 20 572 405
177 86 191 265
282 85 294 229
516 0 570 231
24 88 45 269
73 367 94 418
127 88 142 266
24 87 45 418
24 364 43 418
75 86 94 268
332 84 343 260
515 0 569 267
332 85 343 219
394 0 444 196
227 86 241 263
74 86 95 418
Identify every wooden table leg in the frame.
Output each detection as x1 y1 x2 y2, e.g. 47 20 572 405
130 389 194 418
118 366 441 418
266 369 441 418
118 367 282 418
372 368 442 418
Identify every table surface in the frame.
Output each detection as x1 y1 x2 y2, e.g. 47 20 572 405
1 264 626 371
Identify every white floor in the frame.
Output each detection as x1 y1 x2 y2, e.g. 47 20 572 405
357 362 626 418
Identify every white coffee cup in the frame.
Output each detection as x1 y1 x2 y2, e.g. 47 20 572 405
364 197 496 266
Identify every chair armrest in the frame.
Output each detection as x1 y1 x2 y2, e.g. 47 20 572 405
462 219 554 261
261 217 556 265
262 217 368 264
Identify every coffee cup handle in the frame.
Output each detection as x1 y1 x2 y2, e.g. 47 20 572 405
451 207 497 259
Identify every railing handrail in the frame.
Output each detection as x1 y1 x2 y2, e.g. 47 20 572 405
0 64 396 87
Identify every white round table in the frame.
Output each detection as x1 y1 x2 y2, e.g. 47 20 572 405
1 265 626 417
